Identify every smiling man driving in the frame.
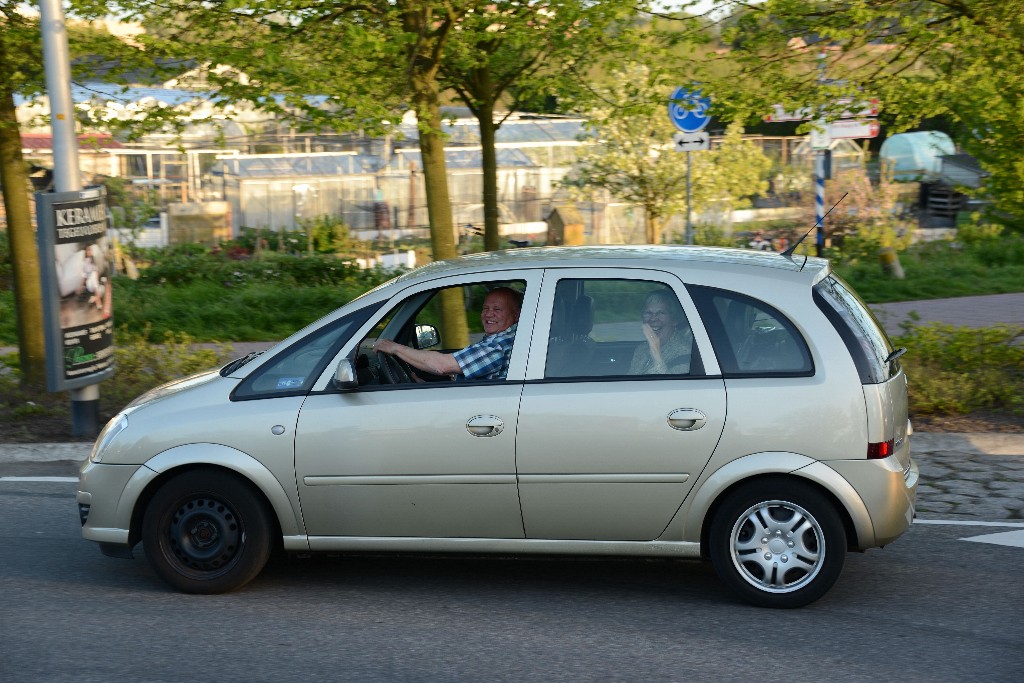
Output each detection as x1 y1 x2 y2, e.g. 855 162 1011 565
373 286 523 381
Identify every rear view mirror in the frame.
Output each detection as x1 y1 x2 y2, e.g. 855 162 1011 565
332 359 359 390
415 324 440 349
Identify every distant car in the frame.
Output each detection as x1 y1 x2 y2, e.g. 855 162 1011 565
78 245 917 607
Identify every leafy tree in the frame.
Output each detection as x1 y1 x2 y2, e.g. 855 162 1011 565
1 4 47 386
102 0 473 345
686 0 1024 228
563 63 771 243
0 4 142 386
440 0 643 251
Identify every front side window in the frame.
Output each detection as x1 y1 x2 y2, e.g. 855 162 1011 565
690 286 813 377
356 280 527 386
232 301 383 400
545 279 700 378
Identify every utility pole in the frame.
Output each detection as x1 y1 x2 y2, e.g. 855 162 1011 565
39 0 100 436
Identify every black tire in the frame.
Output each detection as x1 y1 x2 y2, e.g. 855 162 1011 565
142 469 273 594
709 478 846 608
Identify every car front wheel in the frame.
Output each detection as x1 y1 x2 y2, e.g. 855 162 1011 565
142 469 272 594
709 478 846 608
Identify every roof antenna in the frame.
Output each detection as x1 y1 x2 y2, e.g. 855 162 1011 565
781 192 849 266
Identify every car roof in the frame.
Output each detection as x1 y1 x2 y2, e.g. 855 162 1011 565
392 245 830 284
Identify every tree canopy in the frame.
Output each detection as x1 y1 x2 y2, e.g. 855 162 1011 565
440 0 643 250
564 63 771 244
680 0 1024 227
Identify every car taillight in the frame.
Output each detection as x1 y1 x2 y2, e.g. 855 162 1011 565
867 439 894 459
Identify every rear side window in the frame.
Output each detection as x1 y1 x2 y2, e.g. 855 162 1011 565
544 278 703 378
814 274 897 384
690 286 813 377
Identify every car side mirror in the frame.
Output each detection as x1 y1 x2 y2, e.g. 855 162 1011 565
414 324 440 349
332 358 359 390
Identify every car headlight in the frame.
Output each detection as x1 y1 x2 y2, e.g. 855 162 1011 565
90 413 129 463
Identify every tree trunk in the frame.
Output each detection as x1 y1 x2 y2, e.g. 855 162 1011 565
645 210 662 245
413 85 468 347
477 100 501 252
0 81 46 388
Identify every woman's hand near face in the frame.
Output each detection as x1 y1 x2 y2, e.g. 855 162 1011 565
642 322 662 356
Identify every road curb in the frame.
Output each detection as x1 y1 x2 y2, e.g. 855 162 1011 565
0 442 92 463
2 432 1022 464
910 432 1024 456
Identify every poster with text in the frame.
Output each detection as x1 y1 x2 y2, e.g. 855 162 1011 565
35 188 114 392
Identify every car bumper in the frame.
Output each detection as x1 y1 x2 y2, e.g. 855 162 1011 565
824 454 919 548
77 460 146 551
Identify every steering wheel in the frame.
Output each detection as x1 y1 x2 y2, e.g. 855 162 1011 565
377 350 413 384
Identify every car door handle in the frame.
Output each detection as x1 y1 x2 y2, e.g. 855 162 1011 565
466 415 504 437
667 408 707 431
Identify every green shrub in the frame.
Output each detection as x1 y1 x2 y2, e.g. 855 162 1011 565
102 325 230 411
894 323 1024 416
835 237 1024 303
112 277 385 342
132 249 389 288
688 224 743 248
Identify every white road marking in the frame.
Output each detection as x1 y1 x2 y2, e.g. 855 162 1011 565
960 530 1024 549
0 476 79 483
914 519 1024 528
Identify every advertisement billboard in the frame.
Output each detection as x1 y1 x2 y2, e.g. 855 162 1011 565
34 187 114 392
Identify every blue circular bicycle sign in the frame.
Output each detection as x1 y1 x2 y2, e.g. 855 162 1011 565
668 86 711 133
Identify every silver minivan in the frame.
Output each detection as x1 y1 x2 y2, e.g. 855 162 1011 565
78 246 917 607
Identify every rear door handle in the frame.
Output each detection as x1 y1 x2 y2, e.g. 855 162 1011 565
466 415 504 437
667 408 707 431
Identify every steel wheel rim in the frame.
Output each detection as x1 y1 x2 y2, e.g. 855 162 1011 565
165 495 245 579
729 499 825 594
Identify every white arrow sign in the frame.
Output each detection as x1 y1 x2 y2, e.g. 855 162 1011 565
673 131 710 152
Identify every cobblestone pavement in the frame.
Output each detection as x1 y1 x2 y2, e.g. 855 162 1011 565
914 451 1024 521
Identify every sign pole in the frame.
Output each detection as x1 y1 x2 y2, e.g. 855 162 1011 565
685 150 693 245
815 153 826 256
39 0 102 436
668 86 711 246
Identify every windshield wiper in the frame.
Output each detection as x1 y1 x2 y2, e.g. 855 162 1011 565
885 347 907 364
220 351 263 376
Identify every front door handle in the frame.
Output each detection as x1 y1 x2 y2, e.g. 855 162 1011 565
667 408 707 431
466 415 504 437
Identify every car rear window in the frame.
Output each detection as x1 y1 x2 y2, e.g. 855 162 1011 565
813 274 898 384
689 285 813 377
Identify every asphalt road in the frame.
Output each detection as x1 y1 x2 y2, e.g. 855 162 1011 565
2 475 1022 682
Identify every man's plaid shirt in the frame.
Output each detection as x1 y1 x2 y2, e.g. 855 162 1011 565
452 323 518 380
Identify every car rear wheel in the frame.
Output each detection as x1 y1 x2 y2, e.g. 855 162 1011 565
142 470 272 594
709 478 846 608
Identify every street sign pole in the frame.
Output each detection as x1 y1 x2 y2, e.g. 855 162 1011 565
815 153 826 256
669 87 711 246
686 151 693 245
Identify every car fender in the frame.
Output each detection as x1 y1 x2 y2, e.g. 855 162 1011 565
120 443 304 538
678 452 873 547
